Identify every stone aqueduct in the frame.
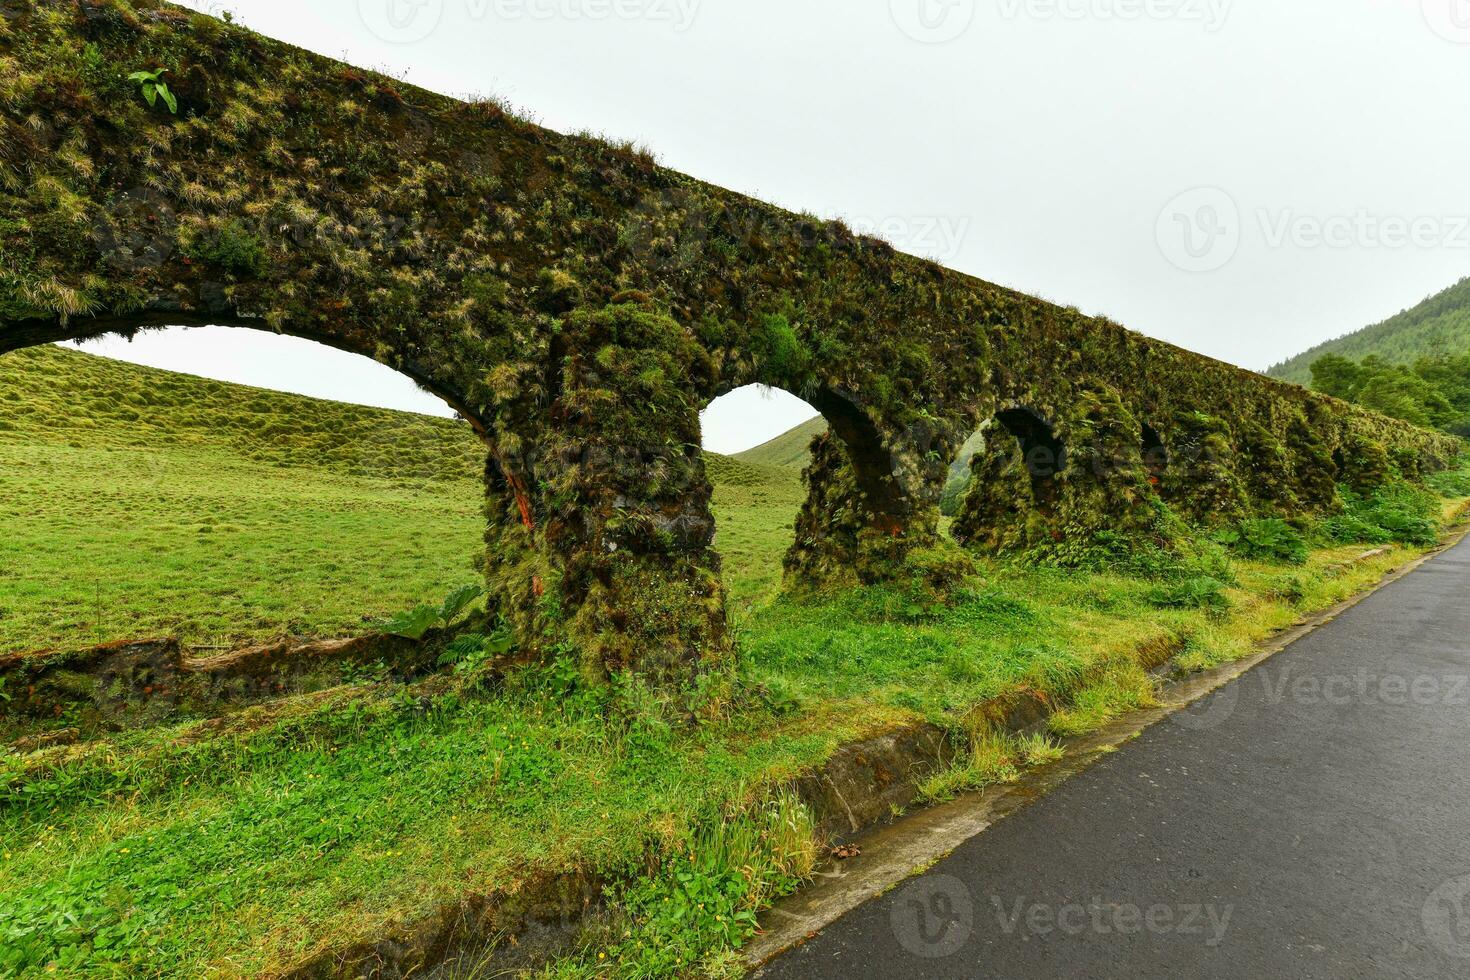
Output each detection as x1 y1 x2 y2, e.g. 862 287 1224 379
2 1 1459 681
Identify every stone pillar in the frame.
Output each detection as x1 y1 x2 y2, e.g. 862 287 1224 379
485 303 728 686
784 430 938 588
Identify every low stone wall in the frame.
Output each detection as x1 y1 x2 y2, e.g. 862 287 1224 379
1 632 438 745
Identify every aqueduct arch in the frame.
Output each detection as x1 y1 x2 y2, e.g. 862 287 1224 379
2 0 1459 683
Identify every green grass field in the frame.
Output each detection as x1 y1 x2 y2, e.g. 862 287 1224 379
3 344 1468 978
0 346 802 652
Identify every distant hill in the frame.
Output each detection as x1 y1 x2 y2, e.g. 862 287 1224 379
733 416 826 469
1269 277 1470 384
1 343 487 483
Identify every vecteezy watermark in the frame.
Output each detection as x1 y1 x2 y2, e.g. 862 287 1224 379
996 0 1232 32
1158 190 1470 272
849 214 973 265
1156 187 1241 274
1167 666 1470 733
358 0 702 45
992 897 1234 946
1258 210 1470 251
1260 666 1470 709
889 876 1234 958
890 0 978 44
890 875 974 958
1422 0 1470 44
1424 874 1470 958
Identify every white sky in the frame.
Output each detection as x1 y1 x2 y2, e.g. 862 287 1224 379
70 0 1470 452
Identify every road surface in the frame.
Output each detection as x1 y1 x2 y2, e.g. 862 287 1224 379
756 535 1470 979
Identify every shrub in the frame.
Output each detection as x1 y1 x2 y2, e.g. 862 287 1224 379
1214 518 1308 565
1146 576 1230 614
1428 459 1470 497
181 219 266 276
751 313 810 383
1321 485 1439 547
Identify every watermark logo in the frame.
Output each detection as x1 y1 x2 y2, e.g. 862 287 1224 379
890 874 974 958
1423 0 1470 44
890 0 978 44
1259 210 1470 251
1260 666 1470 708
1156 187 1241 273
850 214 973 265
359 0 445 44
1424 874 1470 957
993 896 1234 946
1159 190 1470 273
360 0 699 44
996 0 1232 32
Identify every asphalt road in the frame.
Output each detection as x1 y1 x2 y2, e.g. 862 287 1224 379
756 535 1470 979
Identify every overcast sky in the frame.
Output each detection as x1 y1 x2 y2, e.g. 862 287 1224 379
73 0 1470 453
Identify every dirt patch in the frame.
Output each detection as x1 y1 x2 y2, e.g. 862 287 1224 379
275 869 605 980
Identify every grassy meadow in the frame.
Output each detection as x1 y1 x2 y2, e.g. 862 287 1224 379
2 344 1468 978
0 346 804 652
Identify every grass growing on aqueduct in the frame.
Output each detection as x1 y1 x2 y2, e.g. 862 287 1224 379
3 345 1469 977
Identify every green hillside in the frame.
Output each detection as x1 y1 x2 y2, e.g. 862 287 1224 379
0 345 801 652
733 416 826 469
1270 276 1470 384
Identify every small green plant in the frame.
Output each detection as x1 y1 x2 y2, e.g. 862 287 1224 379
436 625 514 674
600 792 817 974
1321 484 1439 547
1146 575 1230 614
180 219 266 276
341 659 391 685
127 68 177 114
919 730 1022 802
1213 518 1308 565
378 584 484 640
1017 732 1064 766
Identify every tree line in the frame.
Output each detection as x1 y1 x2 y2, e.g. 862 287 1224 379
1310 353 1470 437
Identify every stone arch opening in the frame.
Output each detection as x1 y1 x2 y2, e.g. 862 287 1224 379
1141 422 1169 483
0 320 492 654
994 407 1065 511
699 384 822 610
939 425 988 517
700 378 917 593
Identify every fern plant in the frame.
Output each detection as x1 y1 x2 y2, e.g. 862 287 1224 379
378 584 484 640
1213 518 1308 566
127 68 177 114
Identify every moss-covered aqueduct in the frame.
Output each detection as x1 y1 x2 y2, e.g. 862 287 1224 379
2 1 1459 684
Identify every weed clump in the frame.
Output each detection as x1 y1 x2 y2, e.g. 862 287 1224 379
1213 518 1309 566
1320 485 1439 547
179 219 267 276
